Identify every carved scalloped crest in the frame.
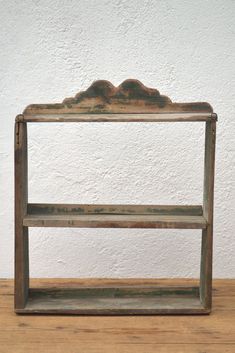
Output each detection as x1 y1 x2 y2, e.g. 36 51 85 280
24 79 213 114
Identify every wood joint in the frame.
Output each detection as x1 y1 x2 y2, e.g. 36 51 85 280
211 113 218 122
15 114 25 123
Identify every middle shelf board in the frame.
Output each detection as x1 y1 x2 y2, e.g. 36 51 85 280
24 204 207 229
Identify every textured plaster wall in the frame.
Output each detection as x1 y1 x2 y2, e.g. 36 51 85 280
0 0 234 278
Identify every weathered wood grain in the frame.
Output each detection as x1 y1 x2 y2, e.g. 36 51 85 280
14 122 29 309
200 120 216 310
16 286 205 315
23 79 213 115
23 213 207 229
28 203 203 216
19 112 215 122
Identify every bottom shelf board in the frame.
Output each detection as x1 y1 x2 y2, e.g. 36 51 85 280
16 286 209 315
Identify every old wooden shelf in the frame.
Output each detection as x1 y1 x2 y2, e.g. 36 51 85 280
15 79 217 314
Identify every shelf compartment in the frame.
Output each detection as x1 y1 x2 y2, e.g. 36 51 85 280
24 204 207 229
16 285 208 315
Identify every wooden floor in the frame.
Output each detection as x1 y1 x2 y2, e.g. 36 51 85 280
0 279 234 353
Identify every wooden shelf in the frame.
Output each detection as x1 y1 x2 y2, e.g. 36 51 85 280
23 204 207 229
15 79 216 314
16 285 208 315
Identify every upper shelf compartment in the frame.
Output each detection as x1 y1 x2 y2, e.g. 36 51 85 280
19 79 216 122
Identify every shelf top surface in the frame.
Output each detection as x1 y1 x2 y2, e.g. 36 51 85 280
17 79 215 122
17 112 216 123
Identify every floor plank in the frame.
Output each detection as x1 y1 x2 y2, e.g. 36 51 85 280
0 279 235 353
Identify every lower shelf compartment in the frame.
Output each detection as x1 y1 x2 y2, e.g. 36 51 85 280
16 285 208 315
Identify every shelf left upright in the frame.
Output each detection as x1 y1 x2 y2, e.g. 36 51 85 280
15 115 29 310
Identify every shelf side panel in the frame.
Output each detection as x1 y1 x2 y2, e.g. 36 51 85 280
200 120 216 309
15 122 29 309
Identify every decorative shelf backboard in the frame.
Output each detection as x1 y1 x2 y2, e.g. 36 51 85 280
23 79 213 114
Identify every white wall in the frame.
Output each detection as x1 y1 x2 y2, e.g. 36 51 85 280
0 0 234 278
